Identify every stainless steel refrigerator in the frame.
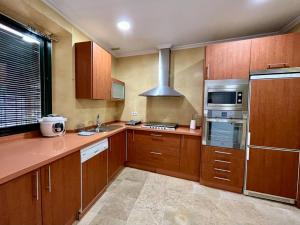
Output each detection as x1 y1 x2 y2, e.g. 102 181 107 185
244 68 300 204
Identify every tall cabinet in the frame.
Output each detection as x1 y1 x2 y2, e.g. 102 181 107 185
245 76 300 203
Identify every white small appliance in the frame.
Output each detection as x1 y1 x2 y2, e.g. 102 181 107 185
39 115 67 137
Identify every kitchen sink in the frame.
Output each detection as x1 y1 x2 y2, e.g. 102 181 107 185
88 124 123 133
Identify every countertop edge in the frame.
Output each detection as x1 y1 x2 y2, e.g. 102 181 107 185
0 125 201 185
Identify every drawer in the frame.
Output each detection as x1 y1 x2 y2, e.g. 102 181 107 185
134 130 180 157
201 146 245 191
135 148 179 171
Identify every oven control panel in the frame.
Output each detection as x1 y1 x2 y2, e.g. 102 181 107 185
206 110 245 119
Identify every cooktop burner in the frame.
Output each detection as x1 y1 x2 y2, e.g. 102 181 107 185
142 122 178 130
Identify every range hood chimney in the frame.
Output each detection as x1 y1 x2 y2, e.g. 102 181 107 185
139 48 183 97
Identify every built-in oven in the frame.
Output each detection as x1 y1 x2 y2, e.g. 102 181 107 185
202 110 247 150
204 79 249 111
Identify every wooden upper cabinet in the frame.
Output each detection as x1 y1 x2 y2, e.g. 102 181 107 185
41 152 80 225
0 170 42 225
250 33 300 71
205 39 251 80
75 41 112 100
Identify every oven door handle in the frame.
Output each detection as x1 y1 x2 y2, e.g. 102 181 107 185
205 118 246 123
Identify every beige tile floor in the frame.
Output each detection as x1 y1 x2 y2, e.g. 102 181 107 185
76 167 300 225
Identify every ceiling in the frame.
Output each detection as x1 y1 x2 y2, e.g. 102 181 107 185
44 0 300 57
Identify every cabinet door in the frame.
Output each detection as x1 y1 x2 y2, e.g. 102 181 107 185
108 131 126 181
0 171 42 225
41 152 80 225
246 148 299 199
250 33 300 71
82 150 107 210
92 43 112 100
249 78 300 149
127 130 135 163
179 135 201 180
205 39 251 80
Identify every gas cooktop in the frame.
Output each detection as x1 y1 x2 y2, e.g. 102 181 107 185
142 122 178 130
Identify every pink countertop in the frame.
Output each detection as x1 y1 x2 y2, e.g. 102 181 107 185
0 122 201 185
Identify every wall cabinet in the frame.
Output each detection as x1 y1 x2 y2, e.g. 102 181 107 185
108 131 126 182
200 146 245 193
205 39 251 80
0 170 42 225
126 130 201 181
250 33 300 71
75 41 112 100
41 152 80 225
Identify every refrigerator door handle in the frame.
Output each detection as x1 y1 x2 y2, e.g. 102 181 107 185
246 132 250 160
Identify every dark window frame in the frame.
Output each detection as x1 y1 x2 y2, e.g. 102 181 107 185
0 14 52 136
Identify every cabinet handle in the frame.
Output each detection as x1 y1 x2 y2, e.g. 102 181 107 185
214 159 231 164
214 150 232 155
150 133 162 137
214 176 230 181
47 165 52 192
267 63 289 69
150 151 162 155
33 171 39 201
207 64 210 79
214 168 231 173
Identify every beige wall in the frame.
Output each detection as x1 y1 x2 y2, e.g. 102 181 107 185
115 48 204 125
0 0 119 129
289 23 300 32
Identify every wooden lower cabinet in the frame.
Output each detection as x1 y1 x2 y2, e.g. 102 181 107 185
81 149 107 211
200 146 245 193
246 148 299 199
41 152 81 225
179 135 201 180
126 130 201 181
0 170 42 225
108 131 126 182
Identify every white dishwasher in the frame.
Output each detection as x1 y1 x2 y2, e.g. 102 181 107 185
80 138 108 213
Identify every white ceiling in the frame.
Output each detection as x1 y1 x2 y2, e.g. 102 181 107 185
44 0 300 57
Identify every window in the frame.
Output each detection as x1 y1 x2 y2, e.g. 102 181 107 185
0 14 52 136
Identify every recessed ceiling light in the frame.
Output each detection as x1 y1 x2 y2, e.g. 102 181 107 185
117 21 131 31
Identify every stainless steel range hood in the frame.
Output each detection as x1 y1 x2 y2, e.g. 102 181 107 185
139 48 183 97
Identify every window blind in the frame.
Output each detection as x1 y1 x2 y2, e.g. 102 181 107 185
0 26 42 128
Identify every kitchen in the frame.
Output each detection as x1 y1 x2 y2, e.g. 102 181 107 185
0 0 300 225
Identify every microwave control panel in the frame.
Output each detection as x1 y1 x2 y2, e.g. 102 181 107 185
237 92 243 104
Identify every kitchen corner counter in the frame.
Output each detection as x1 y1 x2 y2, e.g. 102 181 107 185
0 122 201 185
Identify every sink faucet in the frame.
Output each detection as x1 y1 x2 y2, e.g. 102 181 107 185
96 114 102 129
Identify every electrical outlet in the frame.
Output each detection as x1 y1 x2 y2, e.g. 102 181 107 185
131 111 138 116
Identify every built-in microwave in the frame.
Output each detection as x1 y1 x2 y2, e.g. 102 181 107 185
204 79 249 111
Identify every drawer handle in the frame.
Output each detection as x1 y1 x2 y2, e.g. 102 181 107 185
214 150 232 155
214 176 231 181
150 151 162 155
150 133 162 137
267 63 289 69
214 159 231 164
214 168 231 173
